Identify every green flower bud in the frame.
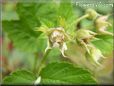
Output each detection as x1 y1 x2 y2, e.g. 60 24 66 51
76 29 97 44
86 8 99 20
76 29 97 54
86 44 106 66
95 15 113 36
75 9 99 27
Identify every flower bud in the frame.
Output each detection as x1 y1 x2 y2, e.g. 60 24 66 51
86 44 106 66
86 8 99 20
95 15 113 36
76 29 97 44
76 29 97 54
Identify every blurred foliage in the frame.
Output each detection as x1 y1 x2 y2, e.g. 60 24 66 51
3 69 36 84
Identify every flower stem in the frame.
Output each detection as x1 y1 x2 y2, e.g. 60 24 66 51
76 14 89 24
36 49 51 76
67 14 89 29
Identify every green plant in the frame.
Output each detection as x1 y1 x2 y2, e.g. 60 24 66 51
2 0 113 85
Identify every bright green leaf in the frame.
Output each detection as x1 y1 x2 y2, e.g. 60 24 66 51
3 69 37 84
58 0 73 20
16 3 41 28
92 35 113 55
35 2 58 27
2 21 45 53
40 62 96 85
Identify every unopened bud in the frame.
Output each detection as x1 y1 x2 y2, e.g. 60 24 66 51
95 15 113 36
86 44 106 66
76 29 97 44
86 8 99 20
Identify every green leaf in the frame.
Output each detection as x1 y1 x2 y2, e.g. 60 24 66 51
2 3 59 53
16 3 41 28
2 21 45 53
2 3 49 53
57 0 77 35
3 69 37 84
92 35 113 55
58 0 73 20
40 62 96 84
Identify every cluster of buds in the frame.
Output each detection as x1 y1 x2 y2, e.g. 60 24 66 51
35 26 69 57
35 8 112 67
76 8 113 36
75 29 105 66
75 8 113 66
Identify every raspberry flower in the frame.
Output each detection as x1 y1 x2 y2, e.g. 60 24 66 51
35 26 69 57
47 27 69 57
